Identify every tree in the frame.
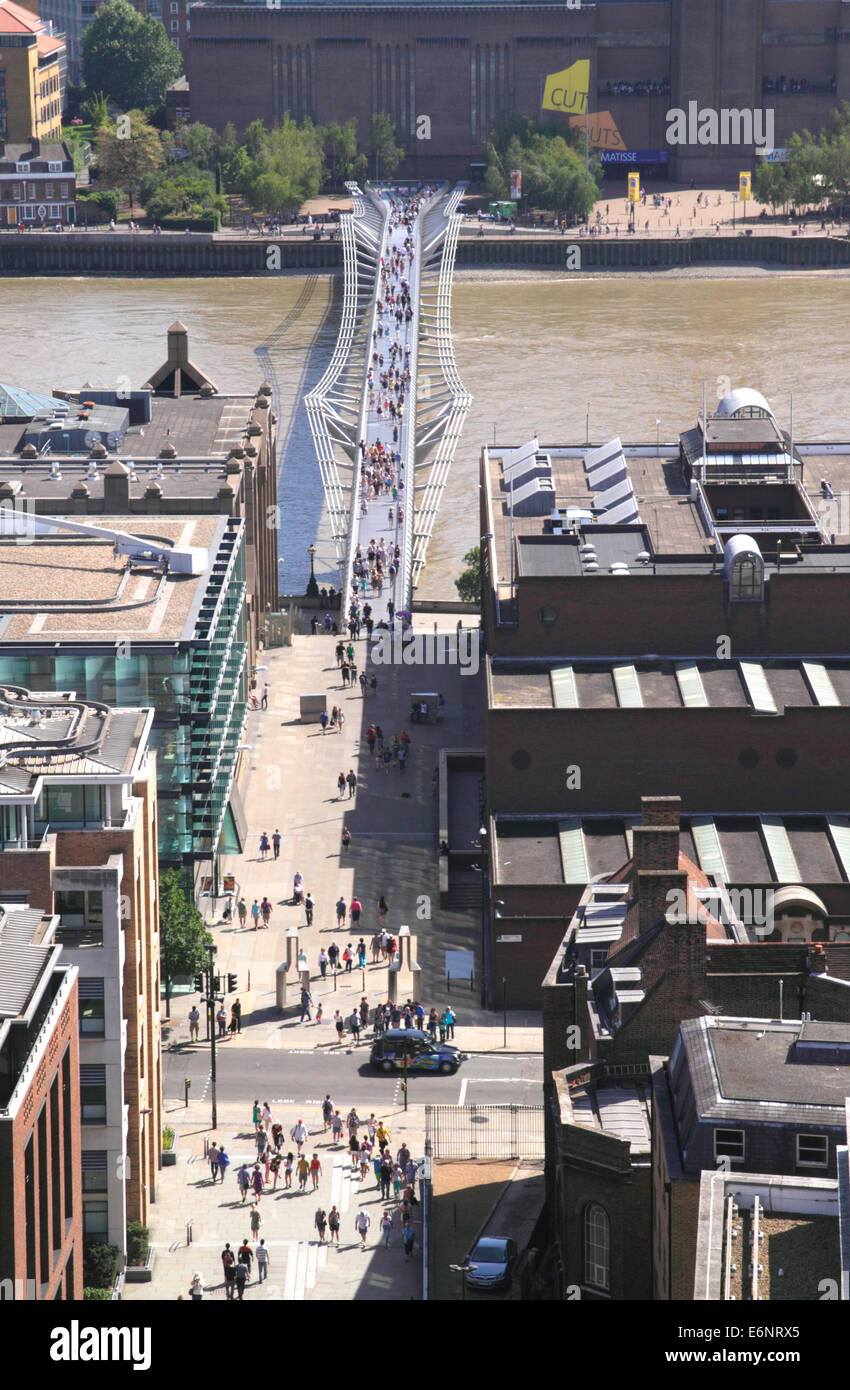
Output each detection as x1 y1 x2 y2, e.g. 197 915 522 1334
82 0 181 111
242 115 323 212
145 173 225 221
455 546 482 606
753 158 789 215
371 112 403 179
322 118 359 189
159 867 211 1019
787 129 823 210
80 90 109 128
94 111 163 211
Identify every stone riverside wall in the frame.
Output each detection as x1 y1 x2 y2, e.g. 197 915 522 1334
3 232 850 275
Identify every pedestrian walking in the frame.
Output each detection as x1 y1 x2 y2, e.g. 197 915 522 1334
346 768 357 798
222 1244 237 1299
315 1207 328 1243
379 1153 393 1199
310 1153 323 1190
342 826 351 853
349 1010 361 1044
251 899 260 929
237 897 247 929
297 1154 310 1190
403 1224 416 1261
371 931 382 963
238 1239 253 1274
335 897 347 928
260 897 272 928
217 1146 230 1183
217 1003 227 1037
255 1239 270 1283
234 1262 248 1300
284 1152 294 1188
237 1163 251 1203
270 1152 282 1189
259 832 270 859
188 1004 200 1041
300 987 313 1023
255 1129 267 1160
272 828 281 859
318 947 328 979
334 1011 345 1044
251 1165 264 1200
253 1099 262 1131
357 938 367 968
305 892 314 926
249 1202 262 1237
380 1211 394 1247
271 1121 283 1151
360 996 369 1028
337 771 346 799
355 1210 371 1247
331 1109 344 1144
209 1141 220 1181
262 1101 272 1133
439 1009 447 1042
343 943 353 972
320 709 329 733
291 1118 308 1154
328 1205 341 1245
378 895 388 927
350 898 362 927
445 1006 456 1039
322 1094 334 1131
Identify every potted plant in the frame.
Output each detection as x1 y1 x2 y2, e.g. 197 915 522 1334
161 1124 178 1166
124 1221 155 1283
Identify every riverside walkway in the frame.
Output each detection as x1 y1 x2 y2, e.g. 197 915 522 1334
306 182 469 622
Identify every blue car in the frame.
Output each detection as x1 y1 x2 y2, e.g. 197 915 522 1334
465 1237 517 1291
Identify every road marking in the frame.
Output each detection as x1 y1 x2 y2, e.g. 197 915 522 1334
306 1241 319 1290
457 1077 468 1107
283 1241 298 1301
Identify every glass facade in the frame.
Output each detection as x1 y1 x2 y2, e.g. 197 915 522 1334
0 523 248 880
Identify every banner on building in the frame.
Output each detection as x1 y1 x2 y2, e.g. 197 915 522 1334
568 110 625 151
510 169 522 200
542 59 589 115
739 170 752 200
627 171 640 203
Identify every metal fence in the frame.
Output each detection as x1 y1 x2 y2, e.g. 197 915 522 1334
425 1104 545 1160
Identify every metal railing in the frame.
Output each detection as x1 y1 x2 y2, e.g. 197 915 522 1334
425 1103 545 1159
412 184 472 587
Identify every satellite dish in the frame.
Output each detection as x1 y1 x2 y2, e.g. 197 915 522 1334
83 430 100 449
106 431 122 450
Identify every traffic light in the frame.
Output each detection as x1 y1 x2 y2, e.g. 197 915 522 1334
227 973 238 992
213 974 221 995
193 973 204 993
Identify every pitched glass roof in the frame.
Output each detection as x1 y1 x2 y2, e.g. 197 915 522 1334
0 383 65 421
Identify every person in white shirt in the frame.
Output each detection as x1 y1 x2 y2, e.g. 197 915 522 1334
355 1210 371 1247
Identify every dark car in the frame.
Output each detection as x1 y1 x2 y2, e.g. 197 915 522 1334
465 1237 517 1291
370 1028 467 1075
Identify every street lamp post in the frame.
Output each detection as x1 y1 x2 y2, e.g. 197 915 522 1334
449 1261 478 1302
502 976 508 1049
655 417 661 457
306 544 319 599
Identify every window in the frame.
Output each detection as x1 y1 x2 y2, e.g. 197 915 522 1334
714 1128 745 1162
60 183 69 198
584 1204 610 1290
171 18 179 30
171 2 178 10
27 183 35 199
590 949 608 971
82 1199 109 1243
12 183 21 201
80 1064 106 1123
16 162 30 174
81 1150 108 1193
45 183 54 199
78 978 105 1036
54 888 104 947
797 1133 828 1168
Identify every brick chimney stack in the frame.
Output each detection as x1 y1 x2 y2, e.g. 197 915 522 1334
638 868 689 935
633 795 681 874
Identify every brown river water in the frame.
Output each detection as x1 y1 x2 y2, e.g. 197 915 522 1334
2 271 850 597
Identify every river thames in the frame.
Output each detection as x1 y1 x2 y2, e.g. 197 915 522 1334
3 270 850 597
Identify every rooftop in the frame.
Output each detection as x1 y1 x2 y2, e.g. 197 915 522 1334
491 657 850 711
0 685 150 792
683 1016 850 1125
561 1076 652 1154
0 514 228 643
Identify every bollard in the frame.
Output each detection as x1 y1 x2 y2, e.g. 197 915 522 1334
184 1077 191 1108
186 1219 193 1247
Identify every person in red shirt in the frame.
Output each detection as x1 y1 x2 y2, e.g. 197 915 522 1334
310 1153 323 1190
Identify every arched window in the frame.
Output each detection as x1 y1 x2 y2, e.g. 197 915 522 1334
584 1203 610 1290
731 554 762 601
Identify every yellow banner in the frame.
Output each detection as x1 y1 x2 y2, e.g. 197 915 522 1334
542 59 589 115
568 110 626 152
628 171 640 203
739 170 752 200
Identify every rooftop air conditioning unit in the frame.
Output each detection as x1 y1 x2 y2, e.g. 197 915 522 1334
584 562 599 573
636 551 651 564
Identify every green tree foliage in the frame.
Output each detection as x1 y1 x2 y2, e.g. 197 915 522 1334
159 867 211 1014
322 119 359 188
242 115 324 212
145 172 225 221
819 102 850 209
753 158 789 214
82 0 181 110
371 112 403 178
485 117 600 219
79 90 109 128
455 546 482 606
787 129 823 209
94 110 163 210
83 1243 119 1290
126 1222 149 1266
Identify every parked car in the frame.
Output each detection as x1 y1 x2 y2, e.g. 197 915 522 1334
369 1028 468 1075
465 1236 517 1291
